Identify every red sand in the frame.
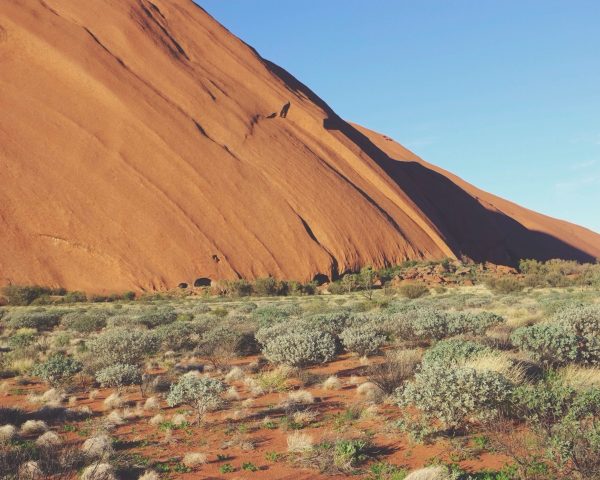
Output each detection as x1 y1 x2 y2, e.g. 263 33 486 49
1 0 599 293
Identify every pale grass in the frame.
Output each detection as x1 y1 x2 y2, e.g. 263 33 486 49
103 392 123 410
322 375 342 390
225 366 244 382
182 452 207 467
18 461 43 480
461 352 527 385
20 420 48 435
287 431 313 452
0 424 17 443
35 431 62 447
80 462 116 480
143 396 161 411
559 366 600 390
149 413 165 426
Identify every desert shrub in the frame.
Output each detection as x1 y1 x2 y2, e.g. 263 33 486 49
399 364 513 429
1 285 53 306
405 309 449 340
7 310 64 331
261 329 336 367
307 311 352 336
298 437 373 474
253 303 302 326
340 324 386 356
196 324 259 366
32 354 82 387
511 323 587 366
167 373 225 419
8 328 38 350
155 321 206 351
253 277 288 296
511 377 600 479
235 302 257 314
86 328 159 370
95 363 142 390
216 279 253 297
553 304 600 337
422 338 492 367
136 308 177 328
485 277 524 294
447 311 504 336
398 283 429 299
61 310 109 333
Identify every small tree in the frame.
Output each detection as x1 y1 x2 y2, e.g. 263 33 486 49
167 374 225 422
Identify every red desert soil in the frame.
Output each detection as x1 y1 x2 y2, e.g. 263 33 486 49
1 354 512 479
1 0 599 293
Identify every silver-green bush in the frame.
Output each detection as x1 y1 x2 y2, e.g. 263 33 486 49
261 329 336 367
166 373 225 418
95 363 142 389
398 364 513 429
340 324 386 356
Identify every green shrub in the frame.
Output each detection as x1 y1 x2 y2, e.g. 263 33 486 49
399 364 513 429
307 312 352 336
32 354 82 387
422 339 492 366
95 363 142 389
398 283 429 299
155 321 206 351
511 322 597 366
61 310 109 333
553 305 600 338
253 277 288 296
511 377 600 479
136 308 177 328
447 311 504 336
8 329 38 350
196 324 259 366
340 324 386 356
485 277 524 294
261 329 336 367
167 373 225 419
253 303 302 327
406 309 449 341
7 310 64 331
86 328 159 370
1 285 52 305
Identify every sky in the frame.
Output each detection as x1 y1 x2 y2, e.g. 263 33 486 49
198 1 600 233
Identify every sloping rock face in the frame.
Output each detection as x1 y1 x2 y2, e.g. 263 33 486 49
1 0 599 292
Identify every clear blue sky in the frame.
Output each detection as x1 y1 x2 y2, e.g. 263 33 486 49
198 1 600 233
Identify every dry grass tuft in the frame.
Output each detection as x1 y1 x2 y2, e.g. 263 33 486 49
81 434 113 459
20 420 48 435
143 396 161 411
404 466 450 480
80 462 116 480
0 424 17 443
225 366 244 382
103 392 123 410
462 352 527 385
18 461 43 480
287 431 313 452
138 471 160 480
322 376 342 390
35 430 62 447
149 413 165 426
182 452 208 467
559 365 600 390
